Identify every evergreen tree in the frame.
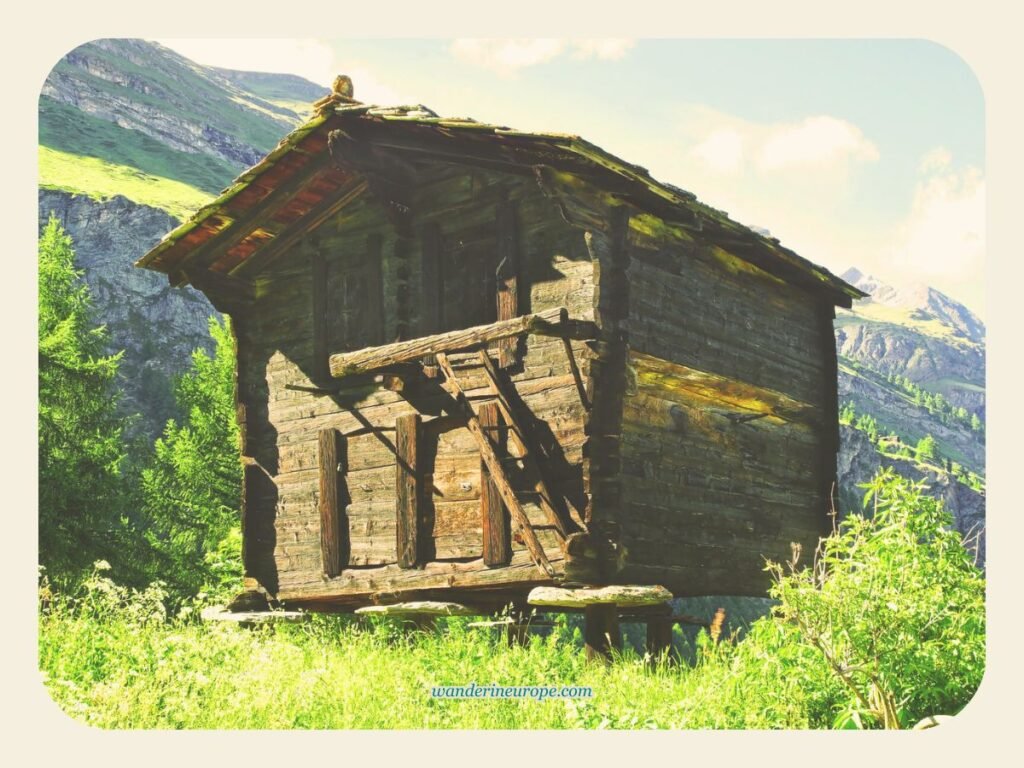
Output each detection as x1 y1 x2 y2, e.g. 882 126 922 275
915 434 938 463
140 317 242 599
38 217 132 578
970 413 982 432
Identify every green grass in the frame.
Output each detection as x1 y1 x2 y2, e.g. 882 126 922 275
39 473 985 730
40 98 240 195
39 146 214 221
38 605 831 729
50 49 292 153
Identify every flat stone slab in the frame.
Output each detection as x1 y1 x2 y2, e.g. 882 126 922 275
200 605 310 624
354 601 476 617
528 584 673 608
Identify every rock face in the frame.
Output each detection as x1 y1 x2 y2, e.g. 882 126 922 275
836 268 985 418
837 425 985 568
39 189 217 437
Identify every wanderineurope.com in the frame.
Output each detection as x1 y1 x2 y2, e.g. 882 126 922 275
430 682 594 701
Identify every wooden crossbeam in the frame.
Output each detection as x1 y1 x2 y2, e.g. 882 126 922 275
330 307 597 378
435 352 554 577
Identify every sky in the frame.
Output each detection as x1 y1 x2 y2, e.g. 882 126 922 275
158 38 986 317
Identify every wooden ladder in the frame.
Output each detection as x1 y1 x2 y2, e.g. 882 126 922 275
435 349 574 577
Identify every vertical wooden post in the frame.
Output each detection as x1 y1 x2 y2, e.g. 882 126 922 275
365 232 386 345
495 197 520 368
584 604 621 663
646 615 674 663
396 413 422 569
319 428 347 577
420 222 443 335
311 239 330 382
479 401 511 567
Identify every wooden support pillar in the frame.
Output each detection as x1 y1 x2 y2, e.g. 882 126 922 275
318 428 348 577
395 413 422 568
495 197 520 368
645 614 674 663
584 604 621 663
479 401 511 566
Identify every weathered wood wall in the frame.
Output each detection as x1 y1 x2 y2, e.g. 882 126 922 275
615 220 837 596
236 162 595 605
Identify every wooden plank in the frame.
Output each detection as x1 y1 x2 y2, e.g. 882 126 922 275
629 350 824 427
311 243 330 382
528 584 672 608
495 197 520 368
435 353 554 577
365 232 386 345
330 307 595 377
479 401 511 567
395 413 422 569
318 428 347 577
421 221 443 336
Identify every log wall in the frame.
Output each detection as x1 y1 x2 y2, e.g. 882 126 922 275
616 222 837 596
236 163 595 604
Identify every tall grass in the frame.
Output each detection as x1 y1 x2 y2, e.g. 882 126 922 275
38 473 985 730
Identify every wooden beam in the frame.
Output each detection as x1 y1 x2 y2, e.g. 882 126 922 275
318 428 347 577
584 604 621 663
395 413 422 569
311 241 330 382
495 197 520 368
330 307 597 377
478 401 511 567
562 337 590 410
229 179 369 278
435 353 555 577
170 157 335 285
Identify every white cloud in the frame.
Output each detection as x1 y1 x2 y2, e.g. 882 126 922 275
887 153 985 287
569 39 635 61
756 116 879 171
682 107 879 179
449 38 634 76
690 128 745 174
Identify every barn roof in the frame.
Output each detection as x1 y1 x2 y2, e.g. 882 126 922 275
135 100 865 307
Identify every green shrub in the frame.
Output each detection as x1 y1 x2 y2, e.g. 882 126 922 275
768 468 985 728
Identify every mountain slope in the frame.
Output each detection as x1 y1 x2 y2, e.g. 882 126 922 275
834 269 985 565
38 38 326 436
835 268 985 418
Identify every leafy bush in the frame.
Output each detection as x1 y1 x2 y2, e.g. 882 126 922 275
768 468 985 728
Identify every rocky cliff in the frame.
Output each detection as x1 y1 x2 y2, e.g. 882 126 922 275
39 190 217 436
835 268 985 418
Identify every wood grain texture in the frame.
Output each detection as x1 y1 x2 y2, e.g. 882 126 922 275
395 413 422 569
318 428 347 576
478 401 511 567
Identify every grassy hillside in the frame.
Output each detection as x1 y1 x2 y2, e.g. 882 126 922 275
39 39 323 220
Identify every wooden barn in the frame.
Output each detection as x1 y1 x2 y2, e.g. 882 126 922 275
137 80 864 633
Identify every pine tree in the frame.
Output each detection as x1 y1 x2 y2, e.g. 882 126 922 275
140 316 242 599
915 434 938 463
38 217 131 578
